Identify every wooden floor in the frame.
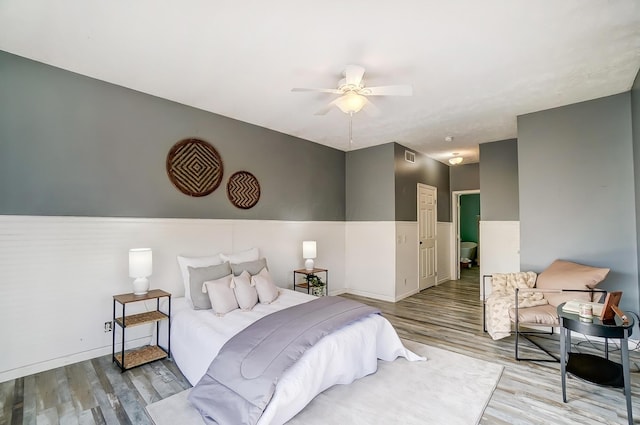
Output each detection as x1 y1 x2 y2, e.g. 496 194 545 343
2 267 640 424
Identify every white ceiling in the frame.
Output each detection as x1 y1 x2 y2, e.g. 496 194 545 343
1 1 639 164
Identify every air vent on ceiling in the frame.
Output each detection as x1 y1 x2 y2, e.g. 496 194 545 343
405 150 416 163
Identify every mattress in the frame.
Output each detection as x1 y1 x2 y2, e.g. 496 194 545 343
170 288 421 425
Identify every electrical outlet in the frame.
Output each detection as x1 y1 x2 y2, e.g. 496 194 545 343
104 321 112 332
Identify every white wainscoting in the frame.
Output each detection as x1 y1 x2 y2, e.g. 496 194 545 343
0 216 345 382
437 222 453 284
345 222 397 302
395 222 419 300
343 221 453 302
479 221 520 299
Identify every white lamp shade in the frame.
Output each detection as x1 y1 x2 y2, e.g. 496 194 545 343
303 241 317 271
336 92 367 114
302 241 317 259
129 248 152 278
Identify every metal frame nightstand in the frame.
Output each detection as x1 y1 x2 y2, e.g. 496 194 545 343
293 268 328 296
112 289 171 372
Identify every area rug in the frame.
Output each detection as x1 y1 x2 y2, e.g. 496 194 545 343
146 339 503 425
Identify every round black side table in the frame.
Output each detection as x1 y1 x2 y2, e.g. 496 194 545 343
558 304 634 425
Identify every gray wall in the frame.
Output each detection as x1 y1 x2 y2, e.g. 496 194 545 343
450 163 480 192
632 69 640 311
478 139 519 221
345 144 396 221
518 93 638 314
345 143 451 222
0 51 345 221
394 144 451 222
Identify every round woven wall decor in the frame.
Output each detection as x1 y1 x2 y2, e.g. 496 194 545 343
227 171 261 209
166 138 223 197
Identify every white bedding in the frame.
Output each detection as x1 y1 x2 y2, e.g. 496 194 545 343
170 288 422 425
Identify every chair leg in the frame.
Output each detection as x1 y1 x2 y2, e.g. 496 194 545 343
513 288 558 362
515 327 559 362
515 324 520 359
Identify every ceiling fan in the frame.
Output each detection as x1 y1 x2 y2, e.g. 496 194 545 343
292 64 413 116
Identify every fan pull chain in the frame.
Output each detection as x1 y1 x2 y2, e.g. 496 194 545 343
349 112 354 146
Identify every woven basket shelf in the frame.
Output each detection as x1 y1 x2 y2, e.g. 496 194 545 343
114 345 168 370
115 311 168 328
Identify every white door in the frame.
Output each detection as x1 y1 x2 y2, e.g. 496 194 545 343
418 184 437 290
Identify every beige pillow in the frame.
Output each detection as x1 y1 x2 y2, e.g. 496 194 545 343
203 274 238 316
535 260 610 307
232 270 258 310
252 267 279 304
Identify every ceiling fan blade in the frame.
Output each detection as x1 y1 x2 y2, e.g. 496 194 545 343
314 98 341 115
344 65 365 87
364 85 413 96
292 87 342 94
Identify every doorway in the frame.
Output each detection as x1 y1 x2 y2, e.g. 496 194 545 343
418 183 437 290
451 190 480 280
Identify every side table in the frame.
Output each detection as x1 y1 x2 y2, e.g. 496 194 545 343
112 289 171 372
558 304 634 425
293 268 328 296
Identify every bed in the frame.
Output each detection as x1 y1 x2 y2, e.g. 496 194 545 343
169 288 421 425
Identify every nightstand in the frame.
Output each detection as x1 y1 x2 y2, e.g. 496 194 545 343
112 289 171 371
293 268 328 297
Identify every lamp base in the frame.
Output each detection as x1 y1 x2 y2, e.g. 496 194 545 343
133 277 149 295
305 258 315 271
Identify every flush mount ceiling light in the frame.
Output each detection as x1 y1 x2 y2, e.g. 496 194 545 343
448 153 463 165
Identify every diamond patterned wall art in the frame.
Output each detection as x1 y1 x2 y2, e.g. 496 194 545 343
166 138 223 197
227 171 261 209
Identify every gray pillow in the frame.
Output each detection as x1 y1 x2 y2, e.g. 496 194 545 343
188 262 232 310
231 258 268 276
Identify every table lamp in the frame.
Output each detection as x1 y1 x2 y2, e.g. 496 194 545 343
129 248 152 295
303 241 316 271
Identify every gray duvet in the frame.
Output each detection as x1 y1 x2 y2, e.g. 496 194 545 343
188 296 380 425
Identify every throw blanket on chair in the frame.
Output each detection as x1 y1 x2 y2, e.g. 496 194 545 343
486 272 547 340
188 296 380 425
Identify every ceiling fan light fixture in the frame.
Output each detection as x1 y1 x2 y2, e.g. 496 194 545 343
336 92 367 114
448 156 463 165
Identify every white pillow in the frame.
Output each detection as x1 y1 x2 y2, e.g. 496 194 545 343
177 254 222 302
203 274 238 316
220 247 260 264
252 267 279 304
232 270 258 310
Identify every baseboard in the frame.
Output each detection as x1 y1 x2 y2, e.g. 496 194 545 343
0 335 151 383
345 289 395 302
395 288 420 302
344 288 417 302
